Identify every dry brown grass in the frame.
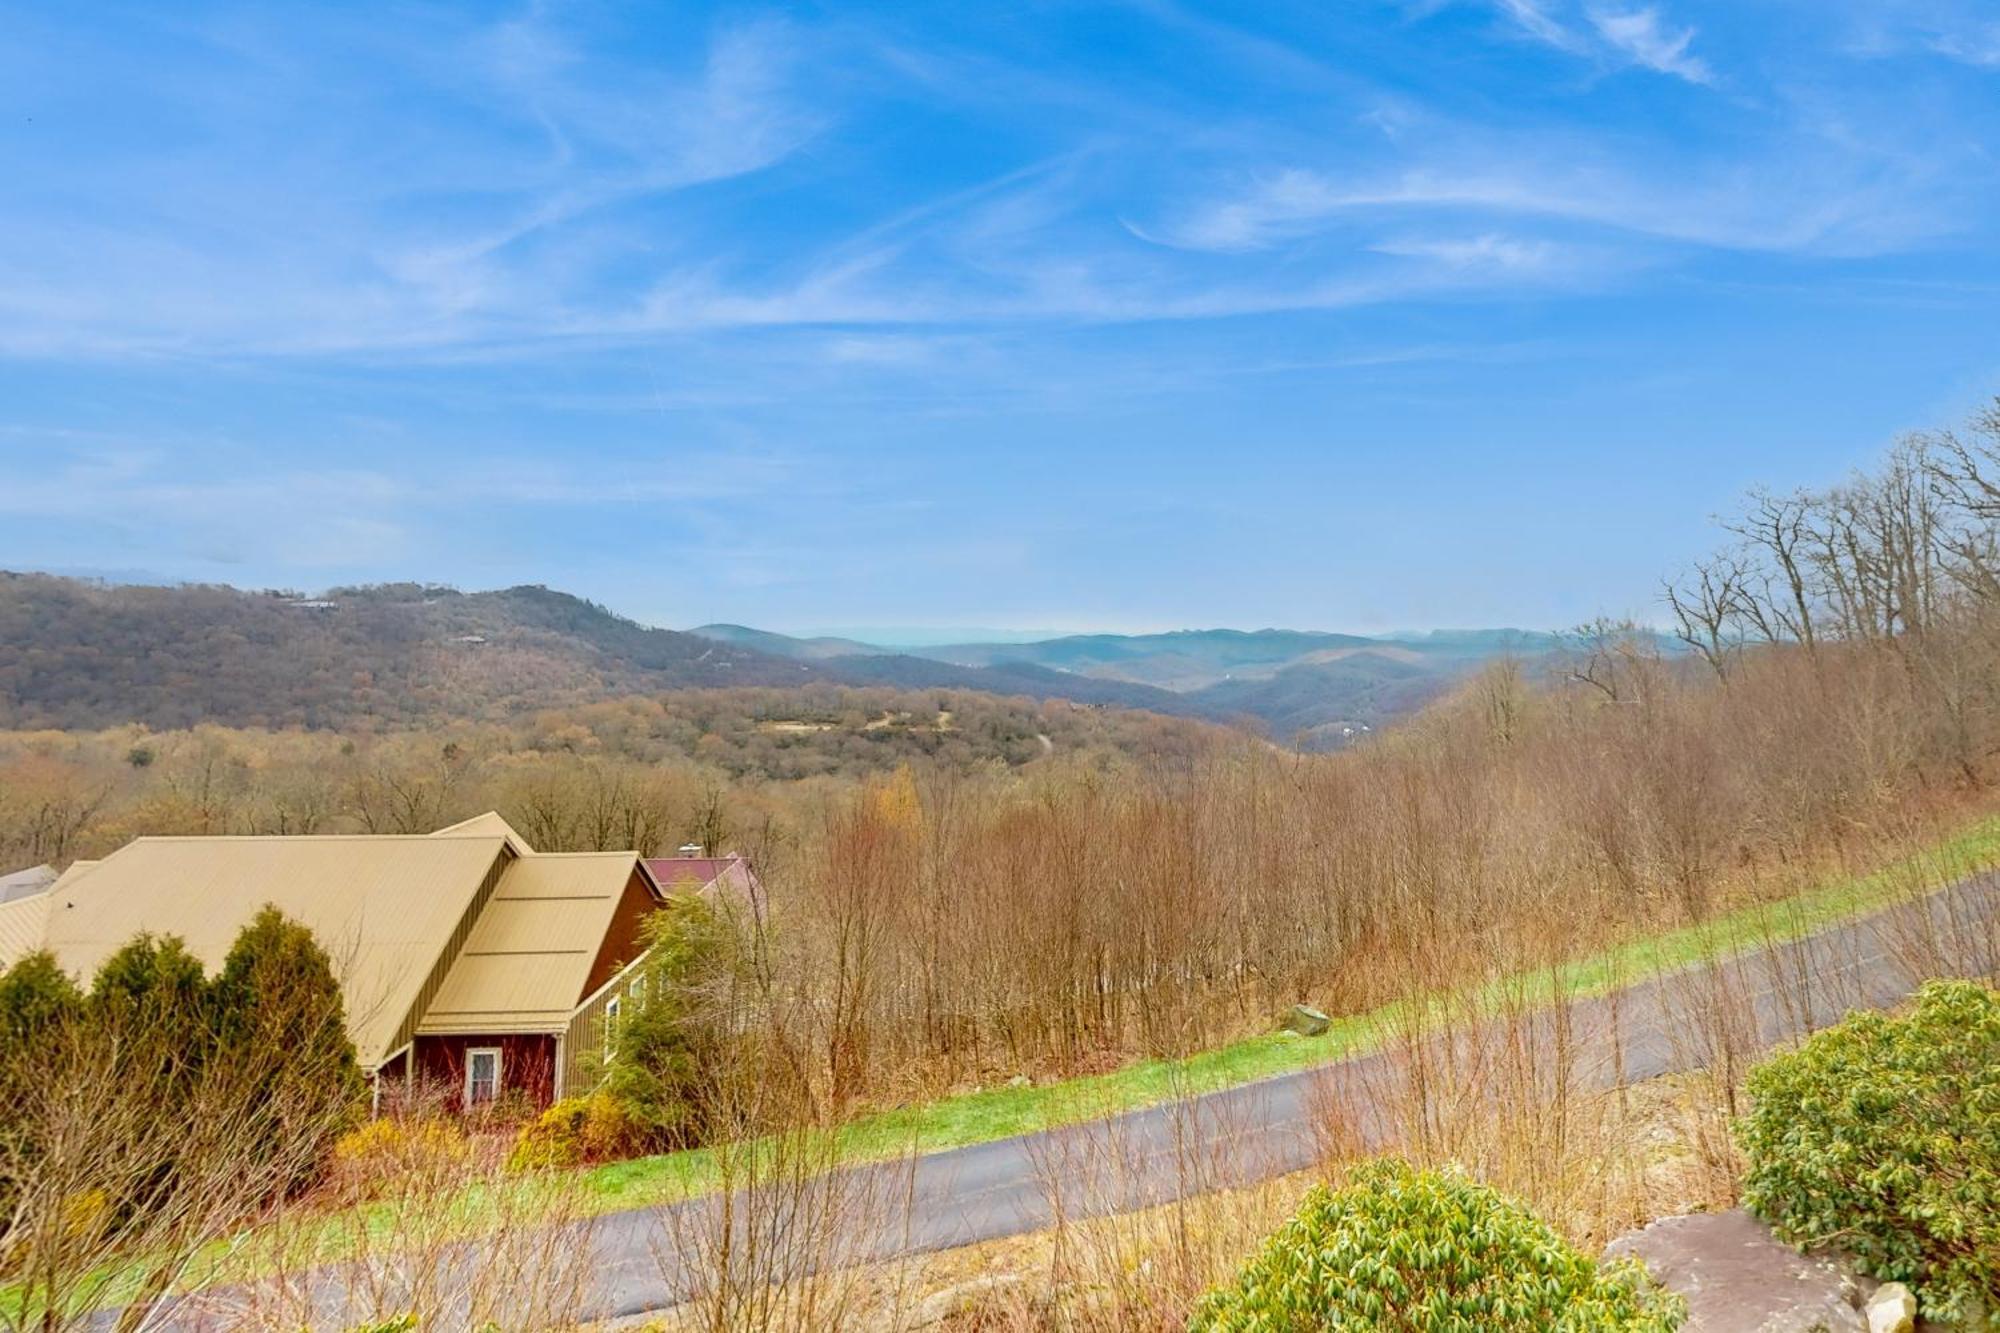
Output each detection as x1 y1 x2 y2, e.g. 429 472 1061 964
637 1065 1742 1333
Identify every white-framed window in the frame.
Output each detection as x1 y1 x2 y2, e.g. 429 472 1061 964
604 996 622 1061
630 975 647 1009
465 1046 502 1109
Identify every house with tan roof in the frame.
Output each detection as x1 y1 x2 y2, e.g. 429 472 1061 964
0 815 757 1111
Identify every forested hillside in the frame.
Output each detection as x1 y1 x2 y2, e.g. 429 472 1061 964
0 681 1231 871
0 576 823 730
0 573 1573 744
0 576 1220 734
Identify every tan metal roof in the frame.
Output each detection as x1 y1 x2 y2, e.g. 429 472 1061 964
49 861 99 893
416 852 636 1036
35 835 509 1066
430 811 535 857
0 863 57 904
0 891 51 968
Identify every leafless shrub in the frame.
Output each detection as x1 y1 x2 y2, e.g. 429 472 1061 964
221 1130 599 1332
647 1038 919 1333
1022 1078 1291 1331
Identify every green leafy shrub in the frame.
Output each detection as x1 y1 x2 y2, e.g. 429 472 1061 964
507 1091 640 1170
1737 979 1999 1327
597 895 743 1149
1190 1160 1685 1332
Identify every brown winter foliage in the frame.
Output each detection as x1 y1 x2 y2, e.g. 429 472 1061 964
11 405 2000 1119
0 580 830 732
0 686 1223 870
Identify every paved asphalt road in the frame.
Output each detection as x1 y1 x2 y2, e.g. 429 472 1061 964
160 873 1997 1330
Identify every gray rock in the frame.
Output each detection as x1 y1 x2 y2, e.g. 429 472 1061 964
1604 1209 1866 1332
1284 1004 1331 1037
909 1273 1025 1327
1864 1283 1915 1333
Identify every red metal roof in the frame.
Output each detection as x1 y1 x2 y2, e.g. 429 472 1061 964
641 855 737 888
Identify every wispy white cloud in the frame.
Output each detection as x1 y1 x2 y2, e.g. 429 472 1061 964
1143 104 1967 262
1927 23 2000 67
1486 0 1713 83
1494 0 1589 53
1587 6 1714 83
1372 232 1561 269
0 0 1990 368
0 440 800 573
1825 2 2000 69
0 8 825 360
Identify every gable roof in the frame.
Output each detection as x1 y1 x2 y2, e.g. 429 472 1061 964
642 854 759 894
31 834 510 1067
416 851 646 1036
644 855 733 886
0 891 50 966
49 861 99 893
430 810 534 858
0 863 56 904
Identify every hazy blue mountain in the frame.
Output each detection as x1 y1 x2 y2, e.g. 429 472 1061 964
828 654 1215 715
906 629 1384 689
691 623 887 661
688 621 1585 747
1 570 1599 747
1191 652 1452 744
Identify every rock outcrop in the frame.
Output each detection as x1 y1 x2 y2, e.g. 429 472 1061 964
1283 1004 1331 1037
1864 1283 1916 1333
1605 1209 1869 1332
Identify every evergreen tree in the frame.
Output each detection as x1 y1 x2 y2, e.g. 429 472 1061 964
0 949 83 1044
0 951 86 1197
601 895 741 1148
88 932 211 1090
207 905 365 1185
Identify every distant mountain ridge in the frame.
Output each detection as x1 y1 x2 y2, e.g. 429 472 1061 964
690 623 887 661
0 573 1225 732
0 570 1571 745
689 622 1574 744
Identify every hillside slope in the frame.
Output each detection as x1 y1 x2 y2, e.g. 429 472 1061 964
0 574 1239 733
830 653 1211 716
1191 652 1452 742
0 574 826 730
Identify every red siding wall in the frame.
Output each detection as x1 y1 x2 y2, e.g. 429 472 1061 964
414 1033 558 1110
580 867 657 1000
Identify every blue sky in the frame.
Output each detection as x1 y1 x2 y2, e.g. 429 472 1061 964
2 0 1998 635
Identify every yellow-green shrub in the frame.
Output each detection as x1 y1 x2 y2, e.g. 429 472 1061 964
331 1117 467 1189
1192 1160 1684 1331
507 1092 641 1170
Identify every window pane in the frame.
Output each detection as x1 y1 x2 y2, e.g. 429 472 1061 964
468 1049 499 1104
